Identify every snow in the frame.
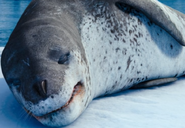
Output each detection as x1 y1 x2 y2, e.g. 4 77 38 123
0 45 185 128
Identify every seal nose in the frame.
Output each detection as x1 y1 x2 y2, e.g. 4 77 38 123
34 80 47 98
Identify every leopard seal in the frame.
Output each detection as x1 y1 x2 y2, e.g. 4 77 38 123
1 0 185 127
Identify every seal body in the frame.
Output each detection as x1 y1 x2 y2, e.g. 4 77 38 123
1 0 185 127
81 2 185 98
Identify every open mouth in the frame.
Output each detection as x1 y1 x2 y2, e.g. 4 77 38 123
25 82 84 118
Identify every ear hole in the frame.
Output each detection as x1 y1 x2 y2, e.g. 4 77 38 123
8 78 21 92
58 52 70 65
11 79 21 87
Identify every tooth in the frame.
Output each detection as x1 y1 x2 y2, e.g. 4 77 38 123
41 80 47 94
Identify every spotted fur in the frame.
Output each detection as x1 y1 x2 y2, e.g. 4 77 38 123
81 2 185 98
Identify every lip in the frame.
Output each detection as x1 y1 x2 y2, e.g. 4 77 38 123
25 82 84 119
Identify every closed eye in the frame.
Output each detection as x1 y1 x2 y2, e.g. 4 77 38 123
58 52 70 65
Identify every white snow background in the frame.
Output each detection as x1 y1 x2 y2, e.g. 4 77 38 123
1 0 185 128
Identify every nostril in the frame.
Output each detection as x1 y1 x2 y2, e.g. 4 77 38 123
34 80 48 98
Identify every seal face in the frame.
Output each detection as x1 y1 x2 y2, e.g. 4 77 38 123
2 0 185 127
2 1 93 126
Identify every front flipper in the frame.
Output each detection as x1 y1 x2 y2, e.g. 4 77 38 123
131 78 177 89
114 0 185 46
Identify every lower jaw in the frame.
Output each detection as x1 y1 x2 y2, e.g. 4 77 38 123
33 101 83 127
35 114 73 127
31 82 85 119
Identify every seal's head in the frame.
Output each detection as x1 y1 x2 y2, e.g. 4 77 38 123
1 16 92 127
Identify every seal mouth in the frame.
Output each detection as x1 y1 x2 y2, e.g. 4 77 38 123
25 81 84 118
59 81 83 108
47 81 84 112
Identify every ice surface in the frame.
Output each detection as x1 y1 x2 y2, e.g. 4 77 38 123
1 46 185 128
